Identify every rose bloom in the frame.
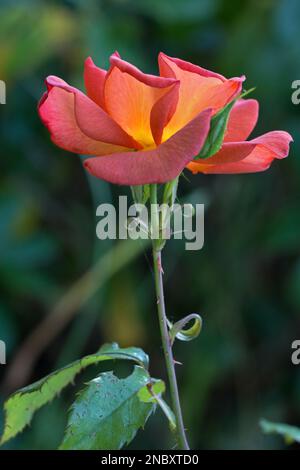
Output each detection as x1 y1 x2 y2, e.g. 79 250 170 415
38 52 292 185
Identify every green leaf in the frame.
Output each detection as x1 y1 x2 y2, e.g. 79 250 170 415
0 343 148 445
139 385 176 432
195 87 256 160
60 366 165 450
260 419 300 444
195 100 235 160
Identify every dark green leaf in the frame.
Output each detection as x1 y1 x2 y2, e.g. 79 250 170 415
60 366 165 450
0 343 148 445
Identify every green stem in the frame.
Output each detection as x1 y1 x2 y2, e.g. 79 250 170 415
150 184 189 450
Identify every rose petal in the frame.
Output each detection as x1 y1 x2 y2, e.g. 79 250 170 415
150 82 180 145
187 142 255 173
158 52 244 140
45 76 140 149
84 108 212 185
84 57 107 109
224 99 259 142
38 87 129 155
251 131 293 159
158 52 226 80
104 53 178 147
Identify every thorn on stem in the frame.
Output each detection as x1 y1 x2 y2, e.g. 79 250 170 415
158 257 164 274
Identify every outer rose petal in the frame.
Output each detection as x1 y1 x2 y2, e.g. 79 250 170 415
104 53 179 147
84 109 212 185
38 87 129 155
187 131 293 174
158 52 244 139
84 57 107 109
224 99 259 142
250 131 293 158
188 142 256 170
45 76 141 149
158 53 227 80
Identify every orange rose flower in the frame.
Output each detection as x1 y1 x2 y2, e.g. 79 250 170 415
38 52 244 185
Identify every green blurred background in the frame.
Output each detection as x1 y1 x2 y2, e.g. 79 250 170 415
0 0 299 450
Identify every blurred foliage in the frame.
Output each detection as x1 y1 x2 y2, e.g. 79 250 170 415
260 419 300 445
0 0 299 450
